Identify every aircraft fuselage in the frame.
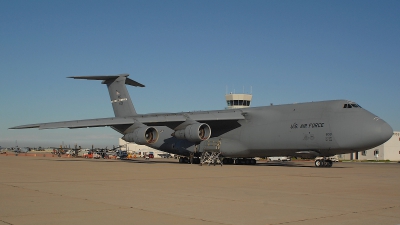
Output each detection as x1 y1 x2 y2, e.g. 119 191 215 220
147 100 392 158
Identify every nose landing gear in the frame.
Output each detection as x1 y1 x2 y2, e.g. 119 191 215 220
315 158 333 167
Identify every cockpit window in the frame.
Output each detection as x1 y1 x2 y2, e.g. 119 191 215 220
343 103 362 109
351 104 362 108
343 104 351 108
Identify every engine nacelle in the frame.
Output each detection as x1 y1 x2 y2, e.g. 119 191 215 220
173 123 211 143
122 126 159 145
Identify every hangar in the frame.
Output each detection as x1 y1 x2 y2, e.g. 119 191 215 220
119 138 167 158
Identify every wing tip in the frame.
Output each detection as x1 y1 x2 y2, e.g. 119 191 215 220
9 125 40 129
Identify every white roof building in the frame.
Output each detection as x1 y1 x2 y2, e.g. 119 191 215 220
119 138 169 158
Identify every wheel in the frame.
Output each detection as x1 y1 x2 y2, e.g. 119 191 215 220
251 159 256 165
326 160 333 167
315 159 322 167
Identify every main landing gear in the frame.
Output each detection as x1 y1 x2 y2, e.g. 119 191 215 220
223 158 256 165
179 157 201 164
314 158 333 168
178 156 257 166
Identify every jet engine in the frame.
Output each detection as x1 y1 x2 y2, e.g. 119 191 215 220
172 123 211 143
122 126 159 145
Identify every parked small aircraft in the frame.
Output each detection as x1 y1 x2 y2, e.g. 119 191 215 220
10 74 393 167
13 147 30 153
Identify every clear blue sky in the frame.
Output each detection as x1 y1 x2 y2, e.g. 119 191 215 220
1 0 399 148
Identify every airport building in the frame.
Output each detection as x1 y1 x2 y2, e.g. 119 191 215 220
337 131 400 161
119 138 168 158
225 93 252 109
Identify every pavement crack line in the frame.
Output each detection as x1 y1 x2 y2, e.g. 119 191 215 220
1 183 230 225
269 204 400 224
0 173 328 184
0 219 14 225
0 207 131 219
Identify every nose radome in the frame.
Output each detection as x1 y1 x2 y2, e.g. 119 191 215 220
379 121 393 143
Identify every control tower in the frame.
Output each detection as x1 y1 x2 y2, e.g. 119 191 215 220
225 93 252 109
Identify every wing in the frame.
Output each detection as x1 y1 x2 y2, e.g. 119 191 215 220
9 110 245 131
9 117 137 129
138 110 245 136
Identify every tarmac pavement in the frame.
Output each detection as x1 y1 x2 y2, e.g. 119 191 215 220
1 155 399 225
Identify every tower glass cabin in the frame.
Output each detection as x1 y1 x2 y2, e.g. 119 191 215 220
225 93 253 109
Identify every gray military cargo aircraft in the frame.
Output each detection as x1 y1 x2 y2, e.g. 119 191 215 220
10 74 393 167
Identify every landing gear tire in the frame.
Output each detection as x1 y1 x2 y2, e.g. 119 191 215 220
178 157 189 163
222 158 233 164
315 159 333 167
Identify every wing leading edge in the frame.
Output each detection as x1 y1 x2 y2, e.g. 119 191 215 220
9 110 245 130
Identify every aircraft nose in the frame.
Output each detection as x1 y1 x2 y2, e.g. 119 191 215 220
378 120 393 143
333 115 393 149
364 118 393 147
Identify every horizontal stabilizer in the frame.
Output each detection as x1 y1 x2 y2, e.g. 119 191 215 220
68 74 145 87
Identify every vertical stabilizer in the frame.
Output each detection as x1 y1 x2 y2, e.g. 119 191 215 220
68 74 145 117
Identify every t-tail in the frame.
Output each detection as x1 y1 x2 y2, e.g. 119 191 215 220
68 74 144 117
